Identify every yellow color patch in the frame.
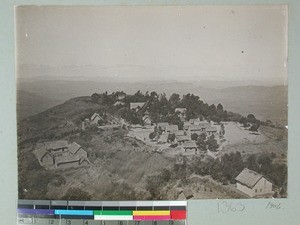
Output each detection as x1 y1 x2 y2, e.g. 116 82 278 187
132 211 170 216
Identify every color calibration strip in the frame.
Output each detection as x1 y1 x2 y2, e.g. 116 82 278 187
18 200 187 222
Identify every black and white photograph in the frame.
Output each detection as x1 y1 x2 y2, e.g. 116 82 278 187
16 5 288 201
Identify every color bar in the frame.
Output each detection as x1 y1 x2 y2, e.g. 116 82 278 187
94 215 133 220
94 210 132 215
133 210 170 216
18 209 54 215
170 210 186 220
133 215 171 221
54 210 93 216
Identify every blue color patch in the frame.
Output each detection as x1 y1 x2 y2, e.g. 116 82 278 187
54 210 94 216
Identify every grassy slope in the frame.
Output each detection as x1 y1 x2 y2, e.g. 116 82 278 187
18 96 287 200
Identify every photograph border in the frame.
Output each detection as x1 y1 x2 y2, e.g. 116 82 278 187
0 0 299 225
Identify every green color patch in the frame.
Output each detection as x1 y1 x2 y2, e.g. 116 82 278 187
93 210 133 216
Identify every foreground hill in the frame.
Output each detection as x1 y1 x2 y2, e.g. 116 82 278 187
17 94 287 200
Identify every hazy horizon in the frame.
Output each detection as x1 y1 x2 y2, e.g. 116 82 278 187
16 5 288 87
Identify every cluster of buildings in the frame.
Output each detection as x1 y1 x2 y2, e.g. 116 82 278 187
33 140 90 169
154 117 218 152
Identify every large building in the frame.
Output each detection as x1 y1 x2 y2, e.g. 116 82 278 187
33 140 90 169
235 168 273 197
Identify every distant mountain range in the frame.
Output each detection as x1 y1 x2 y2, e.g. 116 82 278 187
17 79 287 125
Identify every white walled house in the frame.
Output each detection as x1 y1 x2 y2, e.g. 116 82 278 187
235 168 273 197
90 113 103 125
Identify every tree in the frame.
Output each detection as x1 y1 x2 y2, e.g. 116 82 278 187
217 103 223 111
246 154 259 172
191 133 199 141
91 93 100 103
167 133 176 143
196 133 207 151
219 124 225 137
206 134 219 151
211 115 221 123
169 93 181 108
247 114 257 123
149 132 156 140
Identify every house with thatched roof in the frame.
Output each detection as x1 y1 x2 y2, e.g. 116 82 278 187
91 113 103 125
166 125 179 133
33 141 90 169
189 124 210 132
142 115 152 126
235 168 273 197
182 141 197 151
68 142 87 158
206 126 218 135
42 140 69 156
176 135 190 145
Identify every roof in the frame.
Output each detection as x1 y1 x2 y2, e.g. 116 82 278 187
207 126 218 132
68 142 82 155
143 115 151 121
166 125 179 132
43 140 69 150
174 130 185 136
55 155 80 165
157 134 168 143
176 135 190 142
157 122 169 130
79 157 91 165
114 101 125 106
33 149 53 161
183 122 192 130
130 102 146 110
190 130 205 136
117 93 126 100
182 141 197 149
175 108 187 113
207 150 217 159
235 168 270 188
91 113 102 121
189 124 210 131
189 118 200 123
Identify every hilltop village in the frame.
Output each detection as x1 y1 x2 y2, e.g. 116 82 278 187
18 91 287 200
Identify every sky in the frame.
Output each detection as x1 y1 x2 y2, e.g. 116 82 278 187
15 5 288 85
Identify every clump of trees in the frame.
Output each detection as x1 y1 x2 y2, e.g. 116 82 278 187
206 134 219 151
196 133 207 151
192 133 219 152
90 91 243 125
239 114 261 131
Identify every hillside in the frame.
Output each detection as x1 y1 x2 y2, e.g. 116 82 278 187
17 90 63 120
18 79 287 124
17 93 287 200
